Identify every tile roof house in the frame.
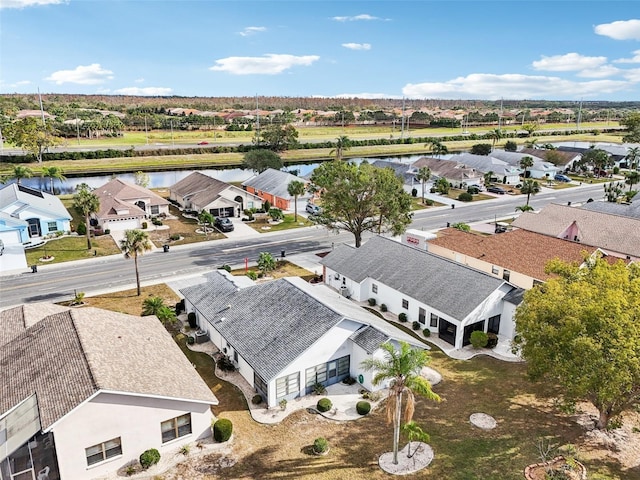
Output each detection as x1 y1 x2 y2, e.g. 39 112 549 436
512 203 640 260
0 183 71 244
170 172 263 217
0 304 217 479
242 168 310 211
427 227 602 289
180 270 423 408
93 178 170 231
408 157 483 187
320 236 519 350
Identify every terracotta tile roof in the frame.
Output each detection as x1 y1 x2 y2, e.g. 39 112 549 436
95 178 169 207
0 305 217 429
428 228 594 281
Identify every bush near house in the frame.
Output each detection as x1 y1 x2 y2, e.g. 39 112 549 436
368 298 376 306
252 394 263 405
398 312 408 323
213 418 233 442
412 321 421 330
470 330 489 348
423 328 431 337
380 304 387 312
458 192 473 202
356 401 371 415
139 448 160 470
487 332 498 348
187 312 197 328
317 398 333 412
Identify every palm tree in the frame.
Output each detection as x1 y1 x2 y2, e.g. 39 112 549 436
520 179 541 206
329 135 351 161
515 205 534 213
361 341 440 465
486 128 504 150
625 171 640 192
425 139 448 158
519 156 534 179
287 180 306 221
10 165 33 185
73 183 100 250
625 146 640 170
415 167 431 204
142 296 165 316
483 170 494 187
524 138 539 149
41 166 66 194
198 210 215 238
120 229 153 296
402 421 430 458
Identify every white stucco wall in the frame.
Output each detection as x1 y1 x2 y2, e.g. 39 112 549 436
457 285 508 348
51 392 213 480
323 267 366 301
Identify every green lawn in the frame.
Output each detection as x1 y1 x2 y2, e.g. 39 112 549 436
446 188 495 202
25 235 120 265
246 213 314 233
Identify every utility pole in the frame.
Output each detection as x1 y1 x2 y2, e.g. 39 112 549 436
170 119 174 146
255 94 260 145
75 112 80 145
400 97 406 139
144 114 149 145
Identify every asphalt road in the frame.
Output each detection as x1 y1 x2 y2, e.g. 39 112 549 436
0 183 605 308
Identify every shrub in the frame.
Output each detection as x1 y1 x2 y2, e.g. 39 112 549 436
104 228 111 234
180 444 190 456
486 332 498 348
76 222 87 235
412 321 420 330
187 336 195 345
470 330 489 348
429 187 437 193
313 382 327 395
263 200 271 212
217 356 235 372
423 328 431 337
425 199 434 206
411 187 418 197
458 192 473 202
398 312 408 323
187 312 197 328
356 401 371 415
175 299 185 313
170 233 180 241
279 399 287 410
219 264 232 272
141 221 148 229
313 437 329 454
368 298 376 306
380 304 387 312
246 270 258 280
317 398 333 412
342 376 356 385
252 394 263 405
139 448 160 470
213 418 233 442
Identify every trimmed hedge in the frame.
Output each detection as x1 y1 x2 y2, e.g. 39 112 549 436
412 321 420 330
213 418 233 442
252 394 263 405
317 398 333 413
356 401 371 415
423 328 431 337
139 448 160 470
313 437 329 454
398 312 408 323
368 298 376 306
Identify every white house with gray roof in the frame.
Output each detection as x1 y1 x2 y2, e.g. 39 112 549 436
320 236 519 350
0 304 217 480
180 271 423 408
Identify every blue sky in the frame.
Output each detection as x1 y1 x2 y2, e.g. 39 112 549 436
1 0 639 101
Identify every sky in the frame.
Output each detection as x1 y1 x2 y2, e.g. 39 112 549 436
1 0 639 101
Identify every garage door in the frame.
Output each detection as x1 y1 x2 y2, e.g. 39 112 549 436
106 219 141 231
0 230 22 245
210 207 234 218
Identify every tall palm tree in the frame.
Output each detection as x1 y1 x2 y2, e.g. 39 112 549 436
287 180 306 221
73 183 100 250
519 156 534 179
415 167 431 204
361 341 440 465
524 138 539 149
41 166 66 194
625 146 640 171
483 170 494 187
10 165 33 185
486 128 504 150
120 229 153 296
520 179 541 206
425 139 448 158
198 210 215 238
329 135 351 161
142 296 165 316
625 171 640 192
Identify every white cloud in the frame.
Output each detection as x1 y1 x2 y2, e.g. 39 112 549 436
623 68 640 82
614 49 640 63
532 53 607 71
0 0 66 9
113 87 173 96
402 73 633 100
342 43 371 51
134 77 145 83
238 26 266 37
577 65 620 78
209 54 319 75
45 64 113 85
595 19 640 40
332 14 379 22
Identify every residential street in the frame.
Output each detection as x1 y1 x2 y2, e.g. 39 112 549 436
0 183 604 308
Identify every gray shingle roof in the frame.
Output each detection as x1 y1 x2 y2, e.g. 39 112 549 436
0 306 218 429
241 169 308 200
503 287 526 305
580 200 640 220
0 184 71 220
321 236 505 320
349 326 389 354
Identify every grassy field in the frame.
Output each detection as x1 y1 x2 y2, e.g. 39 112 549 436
78 277 636 480
25 235 120 265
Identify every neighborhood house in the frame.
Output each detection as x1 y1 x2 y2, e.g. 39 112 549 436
241 169 310 211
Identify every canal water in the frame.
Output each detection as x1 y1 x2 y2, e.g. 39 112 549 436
19 154 429 193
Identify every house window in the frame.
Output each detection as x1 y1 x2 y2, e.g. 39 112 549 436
161 413 192 443
233 350 238 363
372 283 378 294
402 299 409 309
418 308 426 325
430 313 439 328
503 269 511 282
337 355 350 376
491 266 499 275
150 205 159 214
85 437 122 466
47 221 58 232
276 372 300 399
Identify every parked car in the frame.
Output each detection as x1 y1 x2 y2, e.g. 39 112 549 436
554 174 571 183
486 186 507 194
468 184 484 191
467 185 482 194
214 217 234 232
197 141 209 145
306 203 322 215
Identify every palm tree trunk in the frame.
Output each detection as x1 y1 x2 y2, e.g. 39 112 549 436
85 214 92 250
393 393 402 464
50 177 54 194
421 180 425 204
294 195 298 222
134 255 141 296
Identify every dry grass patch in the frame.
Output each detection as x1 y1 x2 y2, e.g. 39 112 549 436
231 260 316 280
147 205 225 247
77 284 180 316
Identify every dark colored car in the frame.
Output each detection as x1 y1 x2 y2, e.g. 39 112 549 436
486 186 507 194
214 217 234 232
554 174 571 183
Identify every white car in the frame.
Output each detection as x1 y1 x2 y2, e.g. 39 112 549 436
306 203 322 215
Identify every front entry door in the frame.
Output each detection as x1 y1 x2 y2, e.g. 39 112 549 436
27 218 41 237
